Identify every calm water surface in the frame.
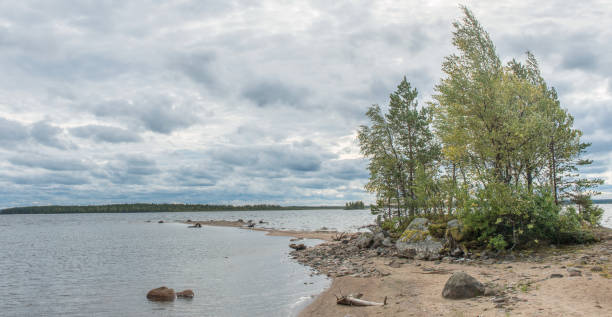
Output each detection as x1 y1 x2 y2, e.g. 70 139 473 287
0 209 375 317
1 207 609 317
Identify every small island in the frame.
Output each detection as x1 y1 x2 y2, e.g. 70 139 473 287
344 201 366 210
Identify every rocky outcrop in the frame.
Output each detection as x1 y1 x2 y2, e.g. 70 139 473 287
442 272 484 299
176 289 194 298
395 218 443 260
147 287 175 301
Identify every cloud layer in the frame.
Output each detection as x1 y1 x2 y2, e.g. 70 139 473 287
1 0 611 207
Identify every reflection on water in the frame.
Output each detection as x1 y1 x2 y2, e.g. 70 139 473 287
0 209 375 317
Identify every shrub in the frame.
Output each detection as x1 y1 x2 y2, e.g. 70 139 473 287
457 184 593 250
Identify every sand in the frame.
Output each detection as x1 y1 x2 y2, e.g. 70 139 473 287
182 220 612 316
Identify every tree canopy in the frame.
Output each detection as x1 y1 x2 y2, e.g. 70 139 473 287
359 6 603 250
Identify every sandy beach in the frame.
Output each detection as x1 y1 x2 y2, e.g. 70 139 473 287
186 219 612 316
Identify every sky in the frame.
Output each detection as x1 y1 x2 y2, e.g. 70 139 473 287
0 0 611 208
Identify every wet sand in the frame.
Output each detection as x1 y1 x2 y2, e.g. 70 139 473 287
183 219 339 241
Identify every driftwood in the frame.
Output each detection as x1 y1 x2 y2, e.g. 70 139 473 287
336 294 387 306
332 232 348 241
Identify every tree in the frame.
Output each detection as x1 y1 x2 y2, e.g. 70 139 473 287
359 77 440 220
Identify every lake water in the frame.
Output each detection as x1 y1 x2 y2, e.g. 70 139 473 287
0 209 375 317
1 206 610 317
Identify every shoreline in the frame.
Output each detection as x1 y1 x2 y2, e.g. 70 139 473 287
183 219 342 241
183 220 612 316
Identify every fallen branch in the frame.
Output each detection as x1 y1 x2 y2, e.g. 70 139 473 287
336 295 387 306
332 232 347 241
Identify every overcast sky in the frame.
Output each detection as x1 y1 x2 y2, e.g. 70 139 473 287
0 1 611 208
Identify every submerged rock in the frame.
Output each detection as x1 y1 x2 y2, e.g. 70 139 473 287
442 272 484 299
147 287 175 301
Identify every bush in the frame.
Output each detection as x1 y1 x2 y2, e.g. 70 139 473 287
457 184 593 250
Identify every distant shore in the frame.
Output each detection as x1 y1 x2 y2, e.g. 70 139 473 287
187 219 612 316
0 203 343 215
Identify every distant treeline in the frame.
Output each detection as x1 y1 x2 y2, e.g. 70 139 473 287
0 203 342 215
344 201 366 210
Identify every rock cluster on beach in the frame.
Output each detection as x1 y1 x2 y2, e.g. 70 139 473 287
290 232 395 278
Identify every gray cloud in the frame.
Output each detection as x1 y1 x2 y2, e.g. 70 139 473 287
8 173 89 186
242 80 309 108
0 117 29 146
8 155 89 171
174 51 218 87
70 124 142 143
30 121 69 149
91 96 198 134
93 155 160 185
0 1 611 206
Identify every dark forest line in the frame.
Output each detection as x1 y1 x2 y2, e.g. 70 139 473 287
0 203 342 214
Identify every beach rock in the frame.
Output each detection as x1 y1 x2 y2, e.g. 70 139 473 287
356 233 374 249
446 219 464 241
146 287 175 301
290 243 306 250
451 248 463 257
176 289 194 298
568 267 582 276
484 285 502 296
396 218 442 260
408 218 430 231
382 237 393 247
158 220 164 224
591 266 603 272
372 232 385 248
387 259 402 268
442 272 485 299
550 273 564 278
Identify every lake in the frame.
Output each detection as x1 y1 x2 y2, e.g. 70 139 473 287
0 209 374 317
1 206 610 317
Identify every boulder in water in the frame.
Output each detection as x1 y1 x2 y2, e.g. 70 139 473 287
146 287 175 301
176 289 194 298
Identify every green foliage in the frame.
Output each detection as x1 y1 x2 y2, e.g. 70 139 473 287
359 6 603 251
380 216 411 238
344 201 366 210
358 77 441 220
488 234 508 251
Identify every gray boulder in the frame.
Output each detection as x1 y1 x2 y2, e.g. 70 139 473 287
382 237 393 247
371 232 385 248
395 218 442 260
442 272 484 299
407 217 430 231
356 233 374 249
